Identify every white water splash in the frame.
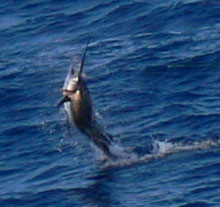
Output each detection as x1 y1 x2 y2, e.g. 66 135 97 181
103 138 220 168
93 142 138 162
153 139 220 154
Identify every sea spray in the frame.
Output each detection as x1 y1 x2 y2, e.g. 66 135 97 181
102 138 220 168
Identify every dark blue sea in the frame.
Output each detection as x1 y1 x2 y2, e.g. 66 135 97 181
1 0 220 206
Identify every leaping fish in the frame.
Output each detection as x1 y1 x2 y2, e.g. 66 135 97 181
57 39 114 158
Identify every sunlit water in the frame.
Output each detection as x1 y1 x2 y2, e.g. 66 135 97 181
1 1 220 206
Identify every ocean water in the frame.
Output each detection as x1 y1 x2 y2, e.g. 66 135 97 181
1 0 220 206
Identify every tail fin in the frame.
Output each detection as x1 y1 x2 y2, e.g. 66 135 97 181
83 122 115 159
93 138 113 158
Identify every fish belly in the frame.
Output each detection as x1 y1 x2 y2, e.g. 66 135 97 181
64 102 74 124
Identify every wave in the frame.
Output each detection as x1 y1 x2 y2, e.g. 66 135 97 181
102 138 220 168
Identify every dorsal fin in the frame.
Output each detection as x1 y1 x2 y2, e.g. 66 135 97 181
79 38 91 74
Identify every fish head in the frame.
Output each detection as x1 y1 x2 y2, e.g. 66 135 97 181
56 66 82 108
63 65 81 94
56 38 90 108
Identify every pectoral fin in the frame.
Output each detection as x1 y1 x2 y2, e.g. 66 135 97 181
56 96 70 108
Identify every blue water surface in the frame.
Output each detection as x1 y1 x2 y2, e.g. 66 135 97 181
1 0 220 206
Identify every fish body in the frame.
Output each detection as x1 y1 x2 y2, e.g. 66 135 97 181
57 40 114 158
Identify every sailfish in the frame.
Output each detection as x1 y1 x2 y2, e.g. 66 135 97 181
57 39 114 158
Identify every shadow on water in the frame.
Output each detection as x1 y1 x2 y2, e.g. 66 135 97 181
0 168 121 207
76 170 120 207
69 136 220 207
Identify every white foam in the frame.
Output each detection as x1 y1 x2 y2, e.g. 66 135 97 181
152 140 174 154
109 143 138 160
102 138 220 168
92 142 138 163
